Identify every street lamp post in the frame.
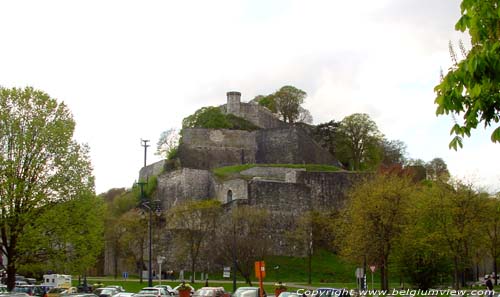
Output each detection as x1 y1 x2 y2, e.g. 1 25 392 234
137 181 162 287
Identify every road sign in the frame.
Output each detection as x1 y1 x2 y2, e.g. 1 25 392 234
122 272 128 279
254 261 266 279
370 265 376 273
223 267 231 278
355 268 364 278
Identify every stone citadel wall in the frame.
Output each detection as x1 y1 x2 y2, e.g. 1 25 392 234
178 127 338 170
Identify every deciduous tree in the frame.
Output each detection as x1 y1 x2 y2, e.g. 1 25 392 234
215 206 271 285
168 199 222 282
337 173 416 290
434 0 500 148
156 128 180 160
0 87 96 289
336 113 384 170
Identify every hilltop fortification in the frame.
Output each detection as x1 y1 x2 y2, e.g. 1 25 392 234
139 91 364 254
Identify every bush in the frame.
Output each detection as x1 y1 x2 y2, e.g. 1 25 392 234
182 106 260 131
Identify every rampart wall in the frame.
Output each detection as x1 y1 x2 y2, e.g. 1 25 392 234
154 168 215 209
178 127 338 170
255 127 338 165
178 129 257 169
139 160 166 181
288 171 368 209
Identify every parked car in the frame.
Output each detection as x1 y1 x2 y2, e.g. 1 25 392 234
134 288 169 297
47 287 78 297
277 293 300 297
60 293 98 297
0 293 30 297
153 287 174 296
193 287 225 297
102 288 124 294
0 286 8 293
14 286 37 296
94 288 120 297
232 287 265 297
115 293 135 297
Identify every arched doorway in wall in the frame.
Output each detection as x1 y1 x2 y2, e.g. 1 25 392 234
227 190 233 203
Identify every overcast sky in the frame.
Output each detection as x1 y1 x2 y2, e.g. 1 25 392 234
1 0 498 194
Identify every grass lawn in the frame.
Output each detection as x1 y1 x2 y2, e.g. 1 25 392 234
213 164 340 180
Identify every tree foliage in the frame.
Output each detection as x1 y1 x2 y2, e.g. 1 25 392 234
434 0 500 149
336 113 384 170
182 106 260 131
253 86 312 124
0 87 96 289
17 193 104 276
168 199 222 282
413 180 485 289
337 173 416 290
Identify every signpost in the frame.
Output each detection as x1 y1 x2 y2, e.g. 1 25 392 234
355 268 364 291
369 266 376 290
255 261 266 297
157 256 166 285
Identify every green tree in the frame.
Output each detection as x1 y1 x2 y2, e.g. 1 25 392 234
117 209 148 283
379 139 407 167
338 173 415 290
482 197 500 285
254 86 312 123
0 87 95 290
422 180 484 289
394 187 451 289
16 193 104 277
425 157 450 181
168 199 222 283
434 0 500 149
336 113 384 171
182 107 232 129
311 120 340 156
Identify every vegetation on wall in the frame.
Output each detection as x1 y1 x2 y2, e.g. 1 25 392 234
213 163 340 180
182 106 260 131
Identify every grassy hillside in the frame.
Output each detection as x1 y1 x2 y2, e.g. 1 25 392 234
263 249 358 284
213 164 340 180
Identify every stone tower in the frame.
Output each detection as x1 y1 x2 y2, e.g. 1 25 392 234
226 91 241 115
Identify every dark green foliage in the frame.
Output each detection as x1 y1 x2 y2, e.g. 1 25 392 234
182 106 260 131
225 114 261 130
312 120 340 156
182 106 232 129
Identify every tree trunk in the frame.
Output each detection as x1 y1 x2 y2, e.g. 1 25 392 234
6 234 18 291
6 260 16 291
191 258 196 283
113 240 119 280
453 256 460 289
494 258 498 286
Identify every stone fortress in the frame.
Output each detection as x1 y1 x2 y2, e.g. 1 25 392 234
140 91 365 254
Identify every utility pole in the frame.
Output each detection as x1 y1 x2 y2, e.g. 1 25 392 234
141 139 150 168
